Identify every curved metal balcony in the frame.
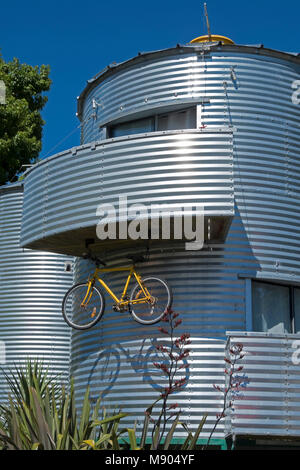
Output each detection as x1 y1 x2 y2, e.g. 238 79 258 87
20 129 234 256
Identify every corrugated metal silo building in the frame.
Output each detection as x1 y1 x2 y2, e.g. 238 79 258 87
20 34 300 448
0 182 73 401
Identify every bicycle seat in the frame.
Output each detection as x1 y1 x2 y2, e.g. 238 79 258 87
82 252 107 266
127 255 146 263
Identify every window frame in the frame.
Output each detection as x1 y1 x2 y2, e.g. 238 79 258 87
105 106 197 139
248 278 300 334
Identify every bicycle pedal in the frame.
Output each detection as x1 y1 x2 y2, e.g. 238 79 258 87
113 304 127 313
113 304 125 312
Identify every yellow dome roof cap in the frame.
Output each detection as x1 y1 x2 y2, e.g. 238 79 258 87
190 34 235 45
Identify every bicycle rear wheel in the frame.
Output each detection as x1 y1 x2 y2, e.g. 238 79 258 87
62 283 105 330
130 277 172 325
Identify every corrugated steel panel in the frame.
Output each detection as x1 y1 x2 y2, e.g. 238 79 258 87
77 44 300 122
80 50 300 143
70 249 242 438
20 129 234 255
225 332 300 439
0 183 73 402
72 337 226 438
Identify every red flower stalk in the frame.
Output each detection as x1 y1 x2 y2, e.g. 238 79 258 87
158 327 169 335
148 308 190 450
204 342 247 450
168 403 178 410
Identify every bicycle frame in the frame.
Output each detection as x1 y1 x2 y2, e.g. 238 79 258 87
81 265 152 308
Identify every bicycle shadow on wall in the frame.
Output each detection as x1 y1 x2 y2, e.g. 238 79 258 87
87 338 190 403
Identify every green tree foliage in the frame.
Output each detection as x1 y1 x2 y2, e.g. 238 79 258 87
0 54 51 185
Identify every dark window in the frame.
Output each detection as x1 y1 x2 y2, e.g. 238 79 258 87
252 281 300 334
109 117 155 138
294 288 300 333
157 108 196 131
108 107 196 138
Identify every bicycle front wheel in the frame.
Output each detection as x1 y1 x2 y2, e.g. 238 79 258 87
130 277 172 325
62 283 105 330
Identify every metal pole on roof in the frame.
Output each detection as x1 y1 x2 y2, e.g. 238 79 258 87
204 3 212 41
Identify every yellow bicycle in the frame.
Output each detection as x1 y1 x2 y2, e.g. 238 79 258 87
62 253 172 330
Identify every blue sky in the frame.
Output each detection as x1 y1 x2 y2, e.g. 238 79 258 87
1 0 299 158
